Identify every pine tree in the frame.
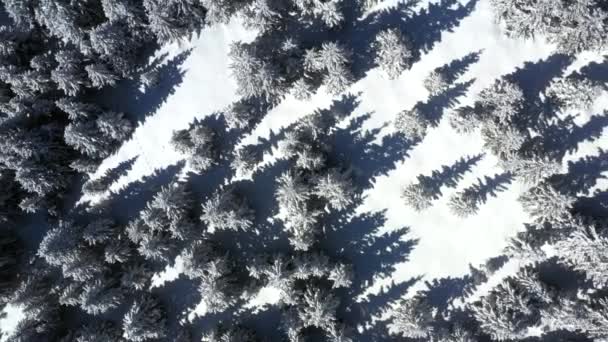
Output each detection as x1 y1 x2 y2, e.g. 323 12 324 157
120 260 152 291
96 111 133 142
200 0 243 25
424 69 450 96
89 20 141 75
73 321 126 342
545 76 601 112
181 242 221 279
247 254 294 300
470 280 539 341
313 168 354 210
143 0 206 43
171 123 217 172
500 155 561 185
201 325 258 342
229 41 285 100
490 0 608 53
374 28 412 79
477 79 524 124
394 107 428 140
554 225 608 287
122 294 167 342
304 42 353 95
328 263 353 289
82 218 116 245
201 188 254 232
51 50 89 96
481 121 526 158
197 258 238 314
104 237 132 264
78 278 124 315
388 296 434 338
293 0 345 28
242 0 284 32
3 0 35 28
85 63 119 88
519 181 574 224
298 287 339 331
231 144 262 177
64 120 114 158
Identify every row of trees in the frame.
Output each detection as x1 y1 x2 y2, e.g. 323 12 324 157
387 26 608 336
491 0 608 53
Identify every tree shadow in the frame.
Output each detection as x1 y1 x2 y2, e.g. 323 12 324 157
552 148 608 196
419 79 476 126
529 113 608 161
468 172 514 206
437 50 482 83
96 50 192 124
412 153 484 200
506 53 573 102
101 161 186 224
330 114 418 188
578 56 608 86
348 0 478 79
422 276 473 314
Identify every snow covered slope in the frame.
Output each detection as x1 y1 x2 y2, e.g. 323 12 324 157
84 0 607 329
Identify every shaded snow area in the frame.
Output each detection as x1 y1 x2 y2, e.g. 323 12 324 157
4 0 608 341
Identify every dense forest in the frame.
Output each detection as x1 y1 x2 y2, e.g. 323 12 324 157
0 0 607 341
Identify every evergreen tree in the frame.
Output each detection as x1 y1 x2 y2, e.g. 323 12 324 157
231 144 262 177
73 321 126 342
229 41 285 100
298 287 339 331
554 224 608 287
171 123 217 172
122 294 168 342
491 0 608 53
500 155 561 185
374 28 413 79
304 42 353 95
313 168 354 210
519 181 574 224
51 49 89 96
293 0 345 28
395 107 428 140
85 63 119 88
200 188 254 232
78 278 124 315
477 79 524 124
388 296 434 338
143 0 206 43
201 325 258 342
545 76 602 112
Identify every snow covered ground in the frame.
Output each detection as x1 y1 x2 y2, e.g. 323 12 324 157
4 0 603 337
86 0 608 319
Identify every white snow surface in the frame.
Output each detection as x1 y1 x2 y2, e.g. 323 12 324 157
82 0 608 318
0 304 25 342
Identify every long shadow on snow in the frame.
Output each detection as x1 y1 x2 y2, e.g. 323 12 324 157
504 53 574 131
529 113 608 161
96 50 191 124
101 161 186 224
226 0 477 147
346 0 478 79
552 149 608 196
